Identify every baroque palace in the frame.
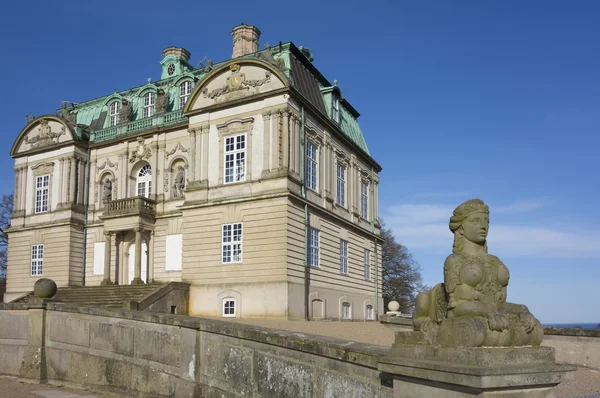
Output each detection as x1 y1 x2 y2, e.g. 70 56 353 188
5 25 383 320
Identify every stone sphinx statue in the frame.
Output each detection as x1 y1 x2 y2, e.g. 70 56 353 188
411 199 543 347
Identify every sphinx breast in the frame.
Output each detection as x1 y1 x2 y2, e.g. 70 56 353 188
460 262 484 287
497 263 510 287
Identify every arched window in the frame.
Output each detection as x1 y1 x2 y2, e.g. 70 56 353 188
137 165 152 198
143 92 155 118
109 101 121 126
179 81 192 109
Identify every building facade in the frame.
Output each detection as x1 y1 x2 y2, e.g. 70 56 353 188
6 25 383 320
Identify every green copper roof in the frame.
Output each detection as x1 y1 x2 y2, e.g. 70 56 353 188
63 42 372 158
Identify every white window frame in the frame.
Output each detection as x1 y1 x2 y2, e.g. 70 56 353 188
142 92 155 118
222 223 243 264
305 141 317 191
31 244 44 276
332 94 340 123
366 305 374 320
364 248 371 280
136 165 152 198
336 164 346 207
342 302 351 320
308 227 319 267
179 81 192 109
222 298 236 317
361 181 369 220
109 101 120 126
224 133 246 184
340 239 348 274
35 175 49 214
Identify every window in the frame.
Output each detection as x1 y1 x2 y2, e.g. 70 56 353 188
306 141 317 191
35 175 49 213
336 164 346 206
222 298 236 317
340 239 348 274
109 101 120 126
142 92 155 118
366 305 374 320
179 81 192 109
137 165 152 198
342 302 351 320
332 94 340 123
308 228 319 267
222 223 242 263
224 134 246 183
364 249 370 280
31 244 44 276
361 181 368 220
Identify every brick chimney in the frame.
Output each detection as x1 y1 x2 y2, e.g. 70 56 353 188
231 24 261 58
162 47 191 63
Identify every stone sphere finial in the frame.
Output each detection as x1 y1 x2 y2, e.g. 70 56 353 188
33 278 57 299
388 301 400 312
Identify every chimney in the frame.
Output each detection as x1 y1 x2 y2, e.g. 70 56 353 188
162 47 191 64
231 24 261 58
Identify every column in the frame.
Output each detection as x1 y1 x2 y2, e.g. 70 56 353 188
148 231 155 283
289 115 297 174
262 112 271 173
131 227 144 285
57 158 64 204
13 167 20 212
282 110 290 170
77 158 86 204
101 232 114 285
69 157 77 203
152 140 159 199
374 180 379 221
20 167 27 212
188 128 196 182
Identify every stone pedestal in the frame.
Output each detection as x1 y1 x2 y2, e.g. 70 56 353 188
378 344 575 397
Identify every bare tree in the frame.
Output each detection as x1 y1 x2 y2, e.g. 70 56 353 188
0 194 13 283
381 219 427 313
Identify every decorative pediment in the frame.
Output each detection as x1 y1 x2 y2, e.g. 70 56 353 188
166 142 188 158
96 158 118 175
11 116 77 157
216 117 254 136
129 136 152 163
31 162 55 176
184 60 288 114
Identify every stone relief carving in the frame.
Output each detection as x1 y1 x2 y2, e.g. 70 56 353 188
166 142 189 158
129 137 152 163
216 117 254 136
155 89 170 114
24 119 66 149
59 102 77 125
163 172 169 192
25 114 35 124
119 99 133 123
172 166 185 198
258 43 289 71
202 63 271 104
96 158 118 174
102 179 112 202
31 162 55 176
198 59 214 74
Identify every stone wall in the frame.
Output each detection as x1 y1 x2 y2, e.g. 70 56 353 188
0 303 392 397
543 327 600 371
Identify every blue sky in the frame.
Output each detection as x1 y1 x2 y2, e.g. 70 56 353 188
1 1 598 323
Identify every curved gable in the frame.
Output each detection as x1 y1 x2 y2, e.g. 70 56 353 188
184 59 288 114
11 115 79 157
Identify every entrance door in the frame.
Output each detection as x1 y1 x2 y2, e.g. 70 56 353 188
128 241 148 284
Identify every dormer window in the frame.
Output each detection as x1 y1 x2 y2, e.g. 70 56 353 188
332 94 340 123
109 101 120 127
143 92 155 118
179 81 192 109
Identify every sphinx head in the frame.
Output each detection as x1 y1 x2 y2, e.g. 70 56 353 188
449 199 490 253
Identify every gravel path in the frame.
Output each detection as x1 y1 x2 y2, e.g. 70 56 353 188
221 318 600 398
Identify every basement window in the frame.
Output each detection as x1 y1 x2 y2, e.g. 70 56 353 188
223 298 236 317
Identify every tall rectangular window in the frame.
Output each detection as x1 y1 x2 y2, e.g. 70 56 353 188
35 175 49 213
222 298 236 317
342 302 351 320
109 101 120 126
336 164 345 206
366 305 374 320
308 228 319 267
306 141 317 191
332 95 340 123
143 92 155 118
364 248 370 280
222 223 242 263
179 81 192 109
31 244 44 276
340 239 348 274
224 134 246 183
361 181 368 220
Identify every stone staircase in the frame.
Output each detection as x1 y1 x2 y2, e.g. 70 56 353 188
14 283 164 309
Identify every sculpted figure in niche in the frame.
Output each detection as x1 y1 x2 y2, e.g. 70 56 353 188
412 199 543 347
102 178 112 202
172 166 185 198
155 89 170 114
119 99 132 123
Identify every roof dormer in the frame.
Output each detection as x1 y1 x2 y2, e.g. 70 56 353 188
160 47 194 79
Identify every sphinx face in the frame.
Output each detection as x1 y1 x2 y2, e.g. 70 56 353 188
461 212 489 245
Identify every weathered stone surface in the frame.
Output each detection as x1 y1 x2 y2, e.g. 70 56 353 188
34 278 57 299
316 370 390 398
0 344 26 375
89 321 133 356
203 341 253 390
0 314 29 339
255 353 313 397
105 359 177 396
46 348 107 385
133 327 180 366
47 315 90 347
